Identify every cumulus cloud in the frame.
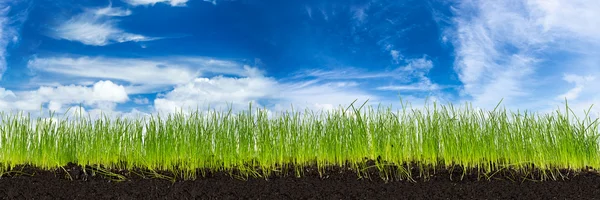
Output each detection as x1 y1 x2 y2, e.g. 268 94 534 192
49 4 157 46
0 80 128 114
31 80 129 110
153 66 280 114
123 0 189 7
153 71 379 117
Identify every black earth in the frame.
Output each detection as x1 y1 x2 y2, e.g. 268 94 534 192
1 160 600 199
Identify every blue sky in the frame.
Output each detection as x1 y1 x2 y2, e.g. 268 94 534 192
0 0 599 121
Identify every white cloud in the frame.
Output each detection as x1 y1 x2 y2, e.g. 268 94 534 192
133 97 150 104
320 7 329 21
92 5 132 17
24 55 389 118
351 4 369 24
151 65 384 117
124 0 189 7
398 57 433 76
272 81 377 114
27 56 253 94
292 57 435 84
449 0 600 121
292 68 396 80
376 84 439 91
390 50 401 63
0 80 128 114
204 0 217 5
28 56 199 87
153 67 279 114
0 2 27 80
0 88 16 99
377 57 443 92
527 0 600 43
20 56 444 124
50 4 156 46
556 74 595 101
34 80 129 107
27 56 270 95
48 101 62 112
305 6 313 19
0 5 12 79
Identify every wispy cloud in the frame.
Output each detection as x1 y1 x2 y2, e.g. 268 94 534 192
556 74 596 101
26 56 257 94
289 68 396 81
123 0 189 7
49 4 157 46
0 2 28 80
292 57 446 93
375 57 451 98
528 0 600 44
351 4 370 24
390 50 402 64
92 5 132 16
305 5 313 19
28 56 199 85
203 0 217 5
133 97 150 104
0 5 12 80
376 84 439 92
449 0 600 120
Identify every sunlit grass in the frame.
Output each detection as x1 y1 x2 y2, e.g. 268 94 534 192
0 97 599 182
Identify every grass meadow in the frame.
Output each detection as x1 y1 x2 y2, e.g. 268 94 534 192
0 97 599 182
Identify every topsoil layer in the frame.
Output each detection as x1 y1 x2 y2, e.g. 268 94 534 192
1 160 600 200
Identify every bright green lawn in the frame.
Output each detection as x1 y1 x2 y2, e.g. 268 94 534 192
0 98 598 181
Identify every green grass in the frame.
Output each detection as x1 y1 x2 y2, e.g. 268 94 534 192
0 97 599 182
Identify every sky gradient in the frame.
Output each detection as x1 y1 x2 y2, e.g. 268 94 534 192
0 0 599 122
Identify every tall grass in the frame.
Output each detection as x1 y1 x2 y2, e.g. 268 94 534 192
0 98 599 182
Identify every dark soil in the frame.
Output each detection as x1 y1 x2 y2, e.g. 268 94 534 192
1 160 600 200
